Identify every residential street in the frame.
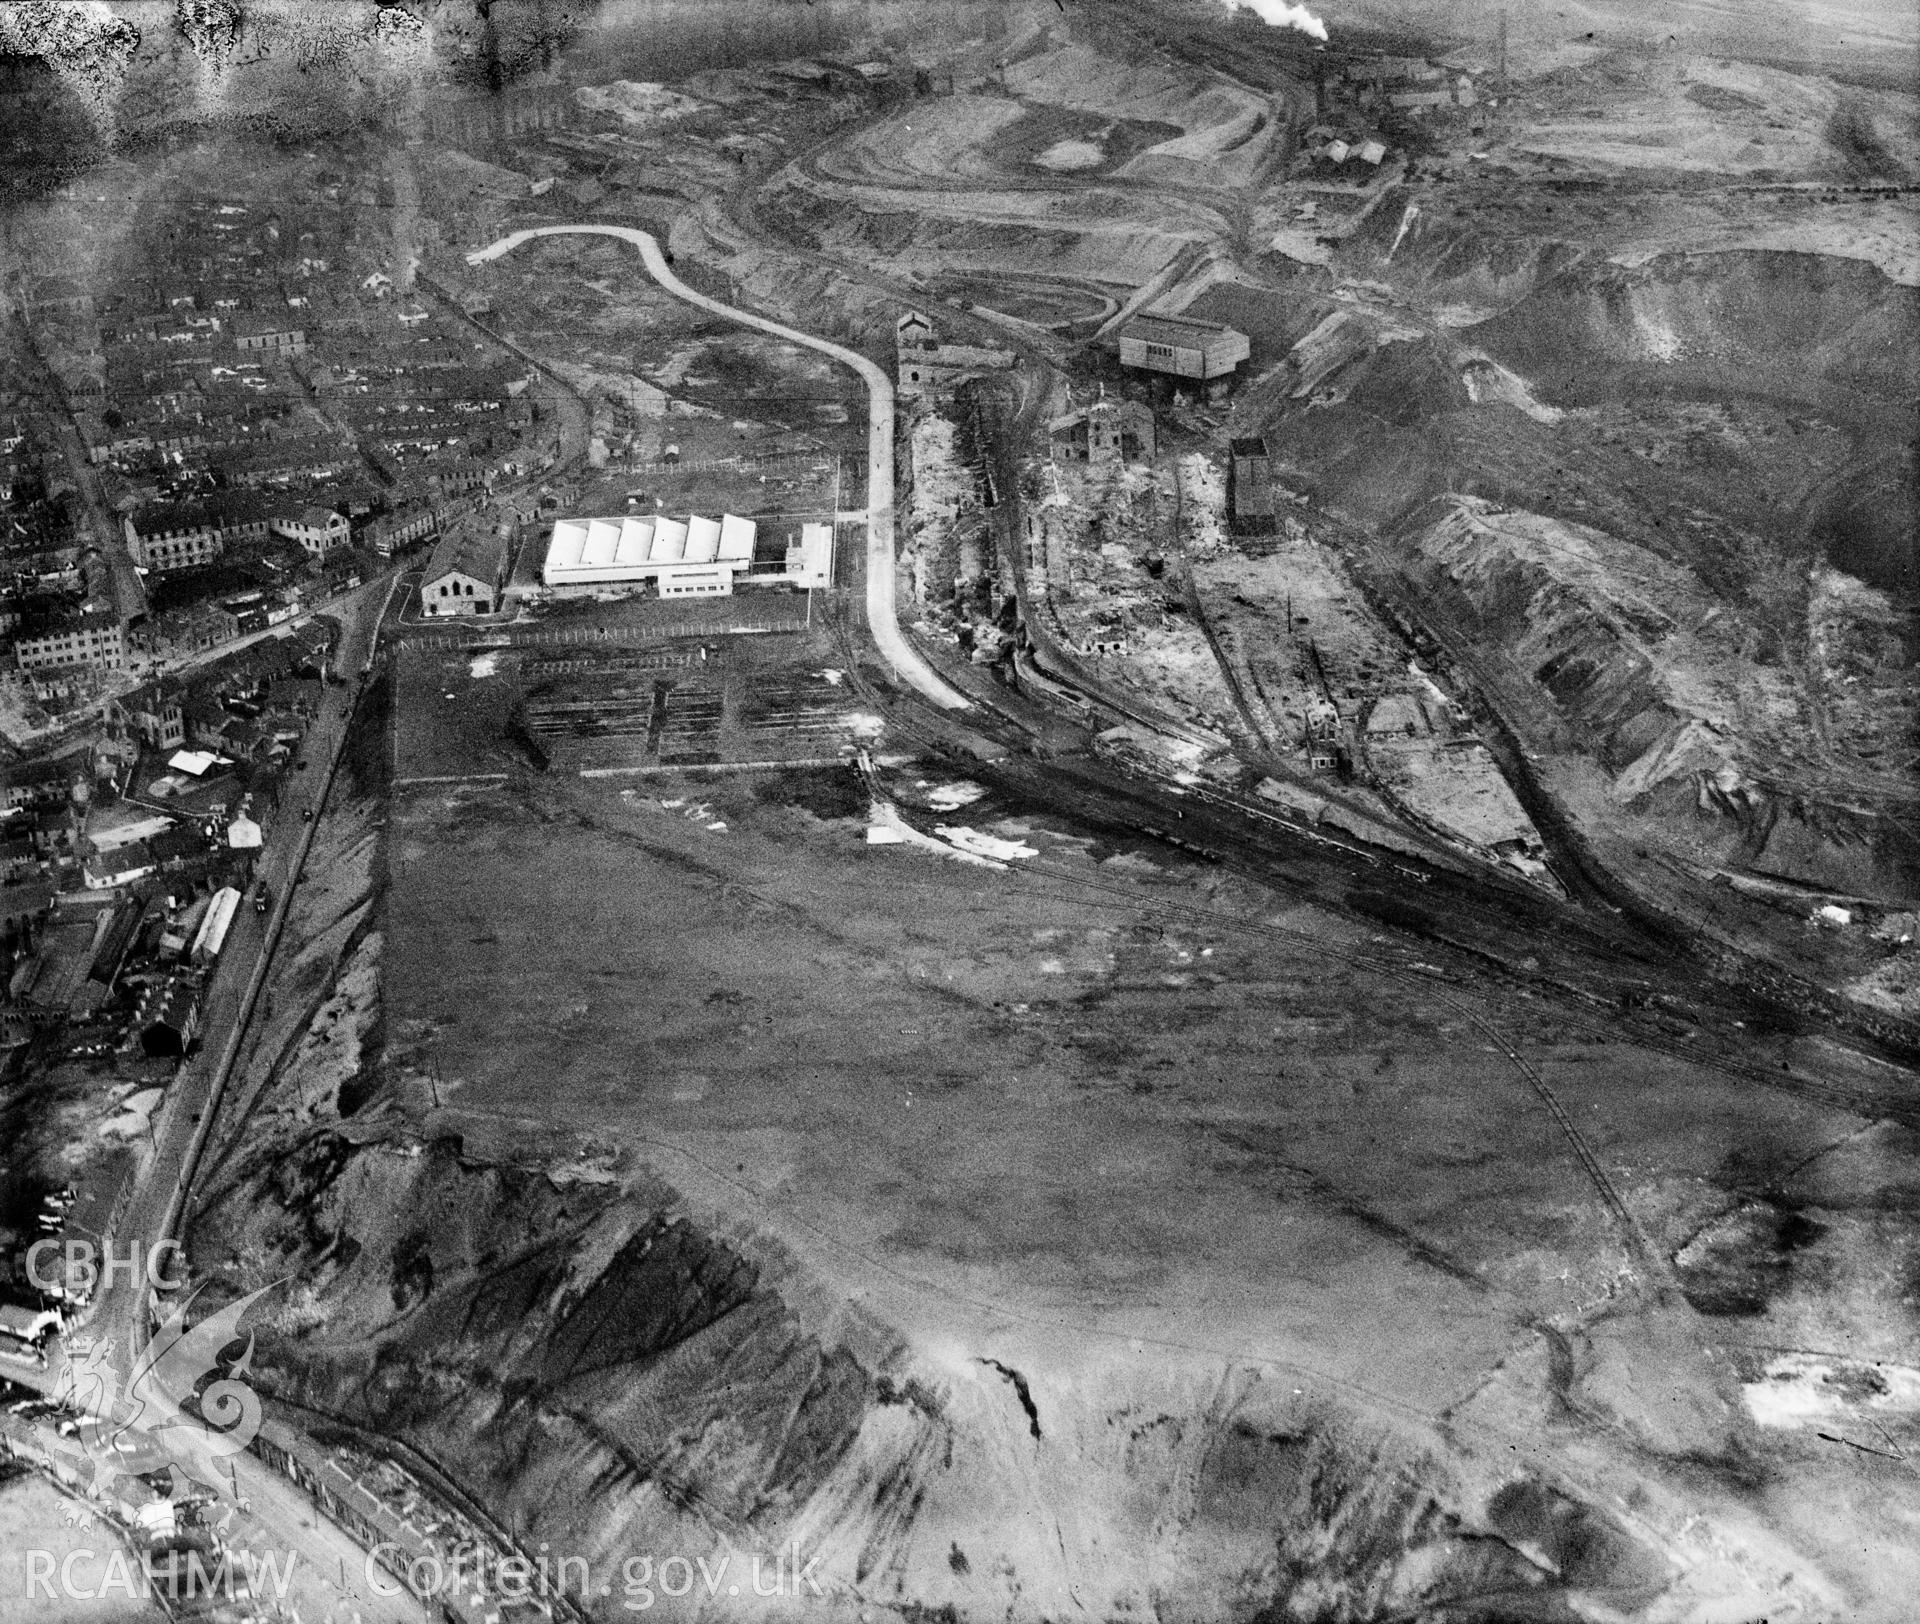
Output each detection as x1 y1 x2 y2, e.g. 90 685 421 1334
2 573 424 1624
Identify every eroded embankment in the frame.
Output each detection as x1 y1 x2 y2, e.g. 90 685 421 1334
1383 497 1920 903
196 1111 1692 1623
1464 248 1920 603
1253 244 1918 918
163 681 1920 1624
178 761 1713 1622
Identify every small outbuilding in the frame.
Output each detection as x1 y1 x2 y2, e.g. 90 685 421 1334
138 978 203 1059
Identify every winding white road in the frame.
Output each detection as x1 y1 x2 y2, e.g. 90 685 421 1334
466 224 970 711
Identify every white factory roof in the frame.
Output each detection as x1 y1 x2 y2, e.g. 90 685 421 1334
616 516 655 564
718 514 756 562
786 522 833 589
651 517 688 562
684 514 721 563
546 519 586 571
582 517 621 568
542 513 757 586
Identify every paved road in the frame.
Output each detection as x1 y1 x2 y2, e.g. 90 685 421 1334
23 579 389 1478
0 573 438 1621
30 562 568 1624
62 574 395 1363
9 314 127 554
464 223 973 712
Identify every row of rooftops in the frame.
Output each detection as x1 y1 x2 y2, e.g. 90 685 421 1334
10 594 122 640
126 489 279 541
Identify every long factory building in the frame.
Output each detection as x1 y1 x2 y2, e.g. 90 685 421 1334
541 513 834 598
543 513 756 597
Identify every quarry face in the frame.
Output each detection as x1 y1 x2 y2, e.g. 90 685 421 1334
2 2 1917 1622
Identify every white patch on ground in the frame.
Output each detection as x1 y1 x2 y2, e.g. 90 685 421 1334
97 1087 164 1140
575 81 708 125
1097 724 1208 770
1267 227 1333 266
1178 454 1227 557
926 782 987 811
1383 201 1419 264
936 825 1038 862
1430 303 1503 328
1743 1352 1920 1428
1461 357 1562 422
1033 138 1105 171
868 801 1005 869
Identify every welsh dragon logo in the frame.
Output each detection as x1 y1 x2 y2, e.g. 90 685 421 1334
47 1280 285 1508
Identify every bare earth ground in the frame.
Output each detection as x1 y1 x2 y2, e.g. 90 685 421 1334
190 636 1920 1617
123 2 1920 1619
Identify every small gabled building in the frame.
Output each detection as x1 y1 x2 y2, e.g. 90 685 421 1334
0 831 36 882
264 676 323 723
28 805 75 858
270 506 351 558
895 310 1016 398
366 498 440 557
84 839 157 891
184 694 236 753
121 681 187 751
138 977 203 1059
423 522 511 617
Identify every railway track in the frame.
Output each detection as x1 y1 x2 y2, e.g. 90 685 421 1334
834 612 1917 1265
824 596 1670 1271
1004 852 1668 1275
1007 846 1920 1127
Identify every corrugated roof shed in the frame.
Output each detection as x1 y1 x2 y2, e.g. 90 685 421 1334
1117 314 1248 350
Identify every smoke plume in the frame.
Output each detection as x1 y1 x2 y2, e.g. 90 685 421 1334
1222 0 1330 42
